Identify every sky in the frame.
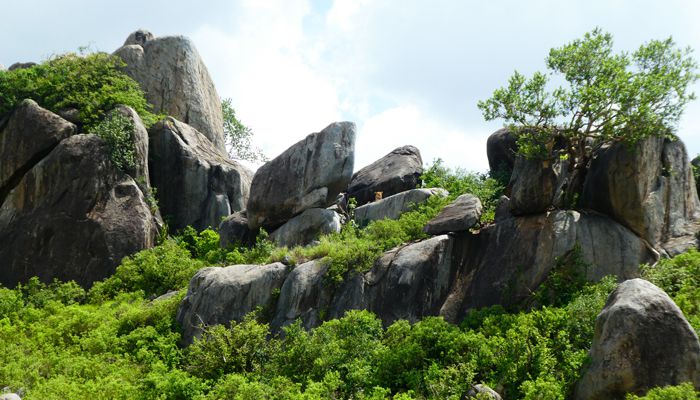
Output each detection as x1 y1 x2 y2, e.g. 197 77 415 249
1 0 699 172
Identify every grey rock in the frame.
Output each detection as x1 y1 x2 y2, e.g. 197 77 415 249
57 108 81 125
247 122 356 231
0 394 21 400
114 31 226 151
494 195 511 222
8 62 36 71
148 117 253 232
509 155 568 215
0 134 158 287
0 100 76 203
574 279 700 399
271 260 331 331
486 127 517 176
152 290 179 303
218 211 254 247
347 145 423 206
424 194 482 235
353 188 447 226
176 263 288 344
582 137 700 254
110 105 150 191
463 384 502 400
270 208 341 248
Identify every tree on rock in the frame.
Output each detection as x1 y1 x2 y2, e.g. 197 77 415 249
478 28 698 201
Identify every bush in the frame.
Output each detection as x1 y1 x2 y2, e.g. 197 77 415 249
89 112 137 173
0 52 158 130
626 383 699 400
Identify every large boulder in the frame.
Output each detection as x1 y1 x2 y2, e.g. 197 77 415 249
574 279 700 399
113 30 226 151
347 145 423 206
509 155 568 215
463 384 502 400
582 137 700 255
176 263 289 344
148 117 253 232
270 208 341 248
247 122 356 231
353 188 447 226
0 100 76 203
218 211 254 248
424 194 482 235
486 128 518 177
271 260 331 331
0 134 158 287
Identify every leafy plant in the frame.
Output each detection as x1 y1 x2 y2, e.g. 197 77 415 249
222 98 267 162
89 112 137 173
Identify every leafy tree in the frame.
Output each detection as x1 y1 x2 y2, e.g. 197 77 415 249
478 29 699 201
221 98 267 162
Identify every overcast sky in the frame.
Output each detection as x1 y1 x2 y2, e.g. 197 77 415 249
2 0 699 172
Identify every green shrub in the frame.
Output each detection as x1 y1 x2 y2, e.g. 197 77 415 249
89 112 137 173
0 52 158 130
626 383 699 400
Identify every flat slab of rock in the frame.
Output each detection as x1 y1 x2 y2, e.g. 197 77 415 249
424 194 482 234
247 122 355 231
113 30 226 151
176 263 288 344
347 145 423 206
353 188 447 226
574 279 700 399
270 208 341 248
0 134 158 287
149 117 253 232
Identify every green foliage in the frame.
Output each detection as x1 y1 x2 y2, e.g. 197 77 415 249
421 158 504 223
533 244 589 307
88 240 204 301
692 157 700 196
0 51 158 130
626 383 699 399
222 98 267 162
89 112 137 173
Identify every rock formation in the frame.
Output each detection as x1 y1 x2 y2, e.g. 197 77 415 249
354 188 448 226
486 127 517 177
347 145 423 206
269 208 342 248
247 122 356 231
113 30 227 152
574 279 700 399
424 194 482 235
218 211 254 248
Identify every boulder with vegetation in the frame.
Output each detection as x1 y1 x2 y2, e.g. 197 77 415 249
423 193 482 234
574 278 700 399
486 127 517 179
218 211 253 247
247 122 356 231
269 208 342 248
113 30 227 151
148 117 253 232
353 188 448 226
346 145 423 206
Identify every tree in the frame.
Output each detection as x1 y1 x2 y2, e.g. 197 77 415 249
221 98 267 162
478 28 698 200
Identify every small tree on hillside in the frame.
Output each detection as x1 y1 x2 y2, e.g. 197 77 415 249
478 28 698 200
221 98 267 162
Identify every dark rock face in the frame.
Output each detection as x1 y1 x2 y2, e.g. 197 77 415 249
7 62 37 71
486 128 517 176
0 100 76 203
581 137 700 255
0 134 158 287
574 279 700 399
269 208 342 248
271 260 331 330
176 263 289 344
353 188 447 227
509 155 568 215
113 30 226 151
247 122 356 231
347 145 423 206
148 117 253 232
424 194 482 235
218 211 253 248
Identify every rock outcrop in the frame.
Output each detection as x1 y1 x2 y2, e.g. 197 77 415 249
113 30 226 151
176 263 289 343
582 137 700 255
148 117 252 232
354 188 447 226
109 105 151 191
574 279 700 399
424 194 482 235
247 122 355 231
271 260 331 330
464 384 502 400
270 208 342 248
218 211 254 248
0 134 158 287
509 155 568 215
486 127 517 177
347 145 423 206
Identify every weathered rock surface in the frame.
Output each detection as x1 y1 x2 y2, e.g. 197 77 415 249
218 211 253 248
582 137 700 255
353 188 447 226
0 100 76 203
270 208 341 248
424 194 482 235
271 260 331 330
113 30 226 151
0 393 21 400
0 134 158 287
463 384 502 400
574 279 700 399
148 117 253 232
509 155 568 215
347 145 423 206
110 105 150 190
176 263 289 343
247 122 356 231
486 127 518 176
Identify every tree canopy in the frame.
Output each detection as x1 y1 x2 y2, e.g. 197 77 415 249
478 28 699 165
221 98 267 163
